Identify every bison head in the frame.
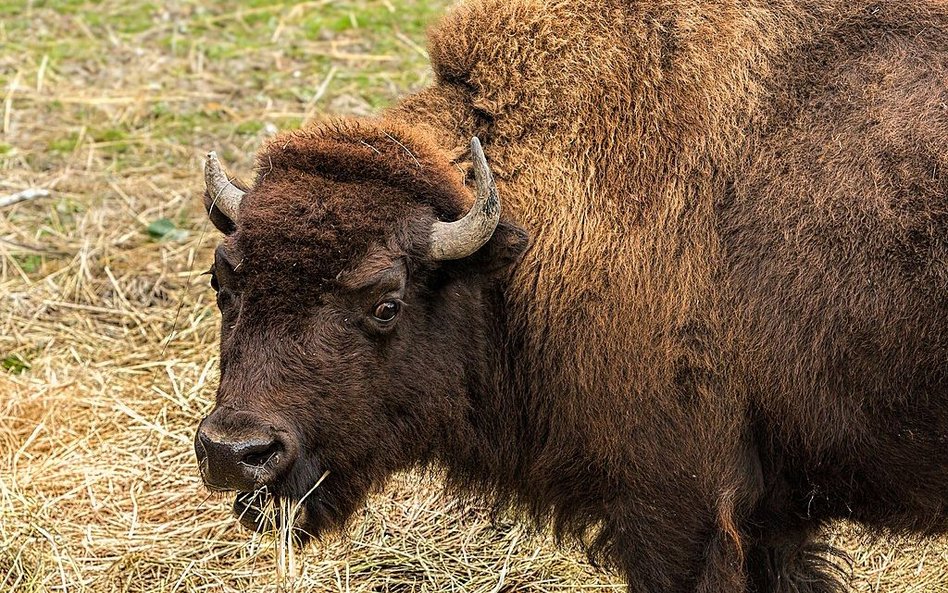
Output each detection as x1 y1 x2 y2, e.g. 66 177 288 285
193 122 528 540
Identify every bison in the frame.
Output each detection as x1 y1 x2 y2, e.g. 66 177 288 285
192 0 948 591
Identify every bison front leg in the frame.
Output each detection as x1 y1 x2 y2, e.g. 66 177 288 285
612 449 841 591
693 489 756 593
609 510 748 593
745 531 850 593
603 486 751 592
688 527 850 593
694 510 750 593
620 497 846 593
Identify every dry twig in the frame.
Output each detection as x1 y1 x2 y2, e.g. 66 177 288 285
0 188 50 209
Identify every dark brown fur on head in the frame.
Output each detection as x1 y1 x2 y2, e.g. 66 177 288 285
231 122 470 305
202 119 527 539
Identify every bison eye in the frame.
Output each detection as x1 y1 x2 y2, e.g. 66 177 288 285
372 300 400 323
217 287 237 312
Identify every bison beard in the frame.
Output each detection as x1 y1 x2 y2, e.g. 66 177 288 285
193 0 948 592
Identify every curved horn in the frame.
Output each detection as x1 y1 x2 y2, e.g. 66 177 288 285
204 151 245 221
429 137 501 260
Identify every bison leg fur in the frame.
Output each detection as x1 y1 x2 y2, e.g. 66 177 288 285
746 534 851 593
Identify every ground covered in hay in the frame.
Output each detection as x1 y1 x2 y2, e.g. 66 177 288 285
0 1 946 592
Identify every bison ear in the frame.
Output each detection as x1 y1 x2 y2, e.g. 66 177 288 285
467 220 530 275
203 189 237 235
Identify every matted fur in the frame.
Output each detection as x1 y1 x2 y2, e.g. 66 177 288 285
231 122 470 305
197 1 948 592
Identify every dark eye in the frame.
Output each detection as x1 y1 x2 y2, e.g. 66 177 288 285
372 300 400 322
217 287 235 310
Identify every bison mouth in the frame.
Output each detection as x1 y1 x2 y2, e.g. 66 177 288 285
232 489 278 533
230 469 336 543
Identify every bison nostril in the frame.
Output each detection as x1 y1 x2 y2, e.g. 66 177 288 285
196 424 292 490
195 409 299 492
240 440 284 468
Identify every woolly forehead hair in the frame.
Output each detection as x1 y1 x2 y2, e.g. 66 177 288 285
229 121 470 306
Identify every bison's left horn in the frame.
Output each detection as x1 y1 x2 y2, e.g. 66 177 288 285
429 137 501 261
204 151 245 221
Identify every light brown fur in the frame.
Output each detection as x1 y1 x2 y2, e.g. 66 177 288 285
387 2 947 585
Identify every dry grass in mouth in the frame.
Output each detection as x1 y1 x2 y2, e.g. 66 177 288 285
273 470 330 587
1 1 947 591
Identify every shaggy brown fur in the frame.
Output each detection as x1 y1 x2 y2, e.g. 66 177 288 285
196 1 948 592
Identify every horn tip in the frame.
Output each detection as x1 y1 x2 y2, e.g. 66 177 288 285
204 152 223 178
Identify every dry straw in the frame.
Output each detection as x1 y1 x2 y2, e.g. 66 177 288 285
0 1 946 592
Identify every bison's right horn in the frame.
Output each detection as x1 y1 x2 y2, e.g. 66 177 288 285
429 137 501 261
204 151 245 221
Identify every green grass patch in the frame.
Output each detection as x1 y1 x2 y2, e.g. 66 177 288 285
147 218 190 242
92 127 132 153
1 353 30 374
48 133 81 154
235 121 265 136
93 127 128 143
13 254 42 274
